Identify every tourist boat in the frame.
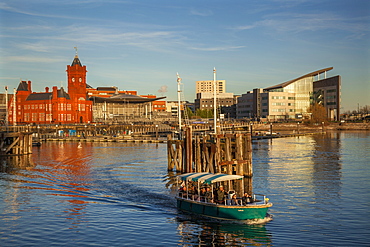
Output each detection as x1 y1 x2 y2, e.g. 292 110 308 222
176 172 272 220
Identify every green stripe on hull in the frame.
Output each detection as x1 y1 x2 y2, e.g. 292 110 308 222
177 199 270 220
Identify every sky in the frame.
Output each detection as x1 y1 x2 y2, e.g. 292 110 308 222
0 0 369 112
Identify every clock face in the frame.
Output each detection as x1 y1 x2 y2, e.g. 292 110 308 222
79 78 82 82
72 77 75 82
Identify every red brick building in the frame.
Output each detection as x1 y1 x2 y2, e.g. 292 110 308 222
8 54 93 124
87 87 138 98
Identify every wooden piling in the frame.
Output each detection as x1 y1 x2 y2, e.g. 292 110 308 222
166 129 253 177
1 131 33 156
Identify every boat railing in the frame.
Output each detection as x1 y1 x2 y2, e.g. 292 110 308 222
177 192 270 206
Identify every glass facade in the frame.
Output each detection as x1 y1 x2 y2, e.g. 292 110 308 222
284 76 313 114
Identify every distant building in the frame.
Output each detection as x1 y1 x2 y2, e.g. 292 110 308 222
166 100 186 117
196 80 226 94
312 75 341 121
141 95 166 113
87 86 137 97
7 53 93 125
89 93 165 122
195 92 235 111
87 86 166 121
236 67 341 121
0 92 12 125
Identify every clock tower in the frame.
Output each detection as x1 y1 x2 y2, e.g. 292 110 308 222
66 48 92 123
66 49 88 100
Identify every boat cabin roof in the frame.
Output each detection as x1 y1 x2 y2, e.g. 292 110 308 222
178 172 243 184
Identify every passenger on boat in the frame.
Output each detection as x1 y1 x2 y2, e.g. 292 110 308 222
191 185 199 200
205 187 213 203
242 193 254 205
200 187 206 202
215 186 226 204
179 185 187 198
230 194 240 205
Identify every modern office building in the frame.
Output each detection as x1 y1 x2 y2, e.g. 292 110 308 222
196 80 226 94
236 67 341 121
312 75 341 121
195 92 235 111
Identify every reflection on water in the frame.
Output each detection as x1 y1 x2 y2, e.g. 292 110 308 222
177 218 271 246
1 155 35 173
311 132 342 205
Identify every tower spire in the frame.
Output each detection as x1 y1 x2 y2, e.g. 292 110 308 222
74 46 78 57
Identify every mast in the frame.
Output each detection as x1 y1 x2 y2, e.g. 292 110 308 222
177 73 182 138
213 67 217 134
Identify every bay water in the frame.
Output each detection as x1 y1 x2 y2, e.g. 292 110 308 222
1 131 369 246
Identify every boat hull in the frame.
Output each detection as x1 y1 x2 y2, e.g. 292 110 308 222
177 197 272 220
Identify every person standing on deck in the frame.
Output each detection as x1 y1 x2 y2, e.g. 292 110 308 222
216 185 226 204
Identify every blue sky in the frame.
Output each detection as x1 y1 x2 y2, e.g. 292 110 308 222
0 0 369 112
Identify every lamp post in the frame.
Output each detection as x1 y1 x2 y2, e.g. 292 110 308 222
155 124 159 140
297 122 300 134
37 125 40 141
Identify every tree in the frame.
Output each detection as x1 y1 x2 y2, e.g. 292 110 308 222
195 109 214 119
184 107 194 118
307 103 328 124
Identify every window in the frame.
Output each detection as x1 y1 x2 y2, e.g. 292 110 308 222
272 109 286 112
272 96 285 99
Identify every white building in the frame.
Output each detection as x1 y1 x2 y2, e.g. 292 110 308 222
236 67 341 121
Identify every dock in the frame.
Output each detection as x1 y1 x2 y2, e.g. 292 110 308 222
0 131 33 156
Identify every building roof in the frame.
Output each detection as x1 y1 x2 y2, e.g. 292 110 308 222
90 94 166 104
26 93 52 101
71 55 82 67
17 81 29 91
96 87 116 92
25 88 70 101
57 87 70 99
264 67 333 91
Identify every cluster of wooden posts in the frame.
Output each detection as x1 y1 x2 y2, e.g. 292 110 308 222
0 132 33 156
167 126 252 177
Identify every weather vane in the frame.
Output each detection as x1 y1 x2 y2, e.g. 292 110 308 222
74 46 78 56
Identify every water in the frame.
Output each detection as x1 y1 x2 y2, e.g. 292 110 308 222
1 132 369 246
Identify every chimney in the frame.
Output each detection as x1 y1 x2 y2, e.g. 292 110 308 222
45 87 49 93
52 86 58 99
27 81 32 92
